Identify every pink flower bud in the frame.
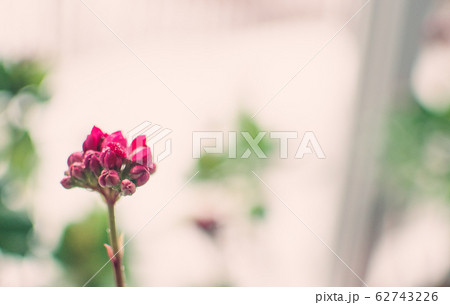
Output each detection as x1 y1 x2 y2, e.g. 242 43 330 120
195 218 219 237
69 162 85 180
62 126 157 201
60 176 74 189
67 152 83 166
121 179 136 196
148 163 156 174
129 165 150 186
98 169 120 188
83 150 101 175
107 142 127 158
128 135 147 154
82 126 106 152
100 147 123 170
101 131 127 151
130 147 152 167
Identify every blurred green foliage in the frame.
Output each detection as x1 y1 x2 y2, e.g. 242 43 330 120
0 60 48 101
385 96 450 203
194 113 274 219
195 113 274 180
4 127 38 180
54 209 119 287
0 59 48 256
0 202 33 256
250 204 266 219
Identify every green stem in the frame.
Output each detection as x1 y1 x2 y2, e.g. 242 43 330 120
107 203 125 287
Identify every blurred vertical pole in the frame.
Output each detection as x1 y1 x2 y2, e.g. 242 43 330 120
332 0 435 286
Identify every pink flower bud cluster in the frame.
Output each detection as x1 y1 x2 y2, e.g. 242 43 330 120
61 126 156 203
